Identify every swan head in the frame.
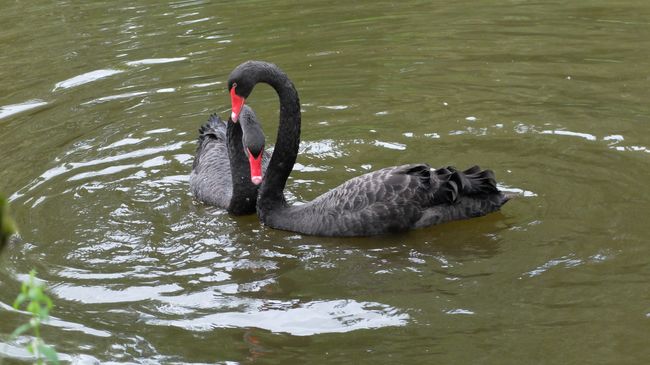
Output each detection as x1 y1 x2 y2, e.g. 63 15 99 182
228 66 253 122
240 105 265 185
228 61 279 121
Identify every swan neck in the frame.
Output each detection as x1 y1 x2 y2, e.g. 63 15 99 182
226 120 257 214
258 68 301 213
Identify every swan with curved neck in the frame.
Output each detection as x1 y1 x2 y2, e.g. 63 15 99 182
228 61 511 236
190 105 268 215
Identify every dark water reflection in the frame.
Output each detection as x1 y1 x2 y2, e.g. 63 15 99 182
2 0 650 363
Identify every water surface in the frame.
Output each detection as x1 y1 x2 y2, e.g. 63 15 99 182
1 0 650 363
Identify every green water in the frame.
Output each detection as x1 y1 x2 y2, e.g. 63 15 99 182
1 0 650 363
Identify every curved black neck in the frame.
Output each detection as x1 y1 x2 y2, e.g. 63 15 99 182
251 64 301 216
226 119 257 215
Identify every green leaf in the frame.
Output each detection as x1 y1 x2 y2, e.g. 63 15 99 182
38 344 60 364
9 323 32 339
28 301 40 315
30 317 40 327
13 292 28 308
44 295 53 309
29 286 41 300
40 307 50 320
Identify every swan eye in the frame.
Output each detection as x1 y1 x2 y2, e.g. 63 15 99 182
232 82 237 90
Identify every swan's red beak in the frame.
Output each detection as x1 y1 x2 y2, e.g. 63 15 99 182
248 148 263 185
230 87 245 122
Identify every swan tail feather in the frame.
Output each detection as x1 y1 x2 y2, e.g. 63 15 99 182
198 114 226 141
433 165 501 204
459 165 499 195
193 114 226 170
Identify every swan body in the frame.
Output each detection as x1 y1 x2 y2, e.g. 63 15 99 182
228 61 510 236
189 105 269 215
261 164 508 236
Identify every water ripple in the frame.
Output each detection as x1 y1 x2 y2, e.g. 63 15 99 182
82 91 149 105
125 57 187 66
0 99 48 120
10 142 186 202
373 140 407 150
540 129 597 141
53 69 124 91
54 283 184 304
147 299 409 336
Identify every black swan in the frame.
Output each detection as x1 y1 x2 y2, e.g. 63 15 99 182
228 61 511 236
190 105 269 215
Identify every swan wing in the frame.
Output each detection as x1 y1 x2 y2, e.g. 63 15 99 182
286 164 434 236
189 114 232 208
279 164 508 236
